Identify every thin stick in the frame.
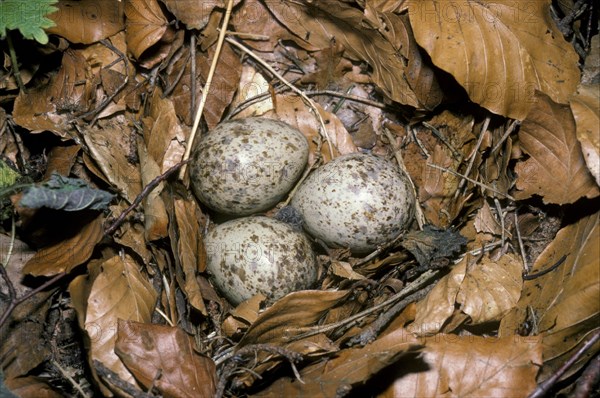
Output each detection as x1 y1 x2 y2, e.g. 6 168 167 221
514 209 528 273
225 37 335 159
427 163 516 201
291 270 438 341
0 272 67 328
456 116 490 194
491 119 520 153
52 359 91 398
179 0 235 179
528 330 600 398
104 160 188 236
493 198 506 251
383 127 425 229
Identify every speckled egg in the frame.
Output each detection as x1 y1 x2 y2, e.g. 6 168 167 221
189 118 309 216
291 153 415 253
204 216 318 305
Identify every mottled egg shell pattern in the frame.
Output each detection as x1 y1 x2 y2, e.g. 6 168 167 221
291 153 415 253
189 117 309 216
205 216 318 306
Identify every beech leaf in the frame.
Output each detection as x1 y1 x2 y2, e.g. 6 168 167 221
19 173 114 211
514 92 599 204
408 0 579 120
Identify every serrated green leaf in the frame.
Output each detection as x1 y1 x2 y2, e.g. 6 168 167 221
0 0 58 44
19 173 115 211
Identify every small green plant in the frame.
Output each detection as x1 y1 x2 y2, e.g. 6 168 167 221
0 0 58 90
0 0 58 44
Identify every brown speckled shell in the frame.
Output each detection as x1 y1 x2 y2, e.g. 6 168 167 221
189 118 309 216
205 216 318 305
291 153 415 253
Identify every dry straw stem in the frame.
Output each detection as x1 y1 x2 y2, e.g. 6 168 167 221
179 0 235 180
224 37 335 159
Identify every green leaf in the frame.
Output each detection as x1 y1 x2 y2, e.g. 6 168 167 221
19 173 115 211
0 0 58 44
0 159 21 189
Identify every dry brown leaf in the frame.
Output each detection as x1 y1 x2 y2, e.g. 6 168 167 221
300 42 351 90
138 139 168 241
13 49 93 137
1 234 51 381
43 144 80 179
142 89 187 172
500 211 599 380
222 294 265 337
254 328 420 397
408 1 580 120
110 202 153 264
125 0 168 60
408 258 466 336
69 254 157 395
514 92 599 204
570 83 600 185
115 320 217 398
456 253 523 324
267 1 420 107
22 214 103 277
273 94 358 164
239 290 350 347
48 0 125 44
473 200 503 237
162 0 240 30
4 376 63 398
382 334 542 398
169 42 241 128
83 119 142 203
365 9 443 109
231 0 309 52
230 65 274 118
173 198 207 314
418 144 465 227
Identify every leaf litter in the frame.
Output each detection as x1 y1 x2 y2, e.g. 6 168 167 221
0 0 598 397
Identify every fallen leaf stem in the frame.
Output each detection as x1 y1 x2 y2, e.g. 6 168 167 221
104 160 188 236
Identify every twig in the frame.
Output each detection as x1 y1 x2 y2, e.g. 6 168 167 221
0 272 67 329
493 198 506 252
75 39 129 125
456 116 490 194
491 119 520 153
522 255 567 280
346 284 434 346
93 360 155 398
292 270 438 342
216 344 303 398
51 359 90 398
179 0 235 179
383 127 425 229
427 163 516 201
514 209 528 273
305 90 388 109
104 160 188 236
528 330 600 398
421 121 461 159
573 353 600 398
225 37 335 159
